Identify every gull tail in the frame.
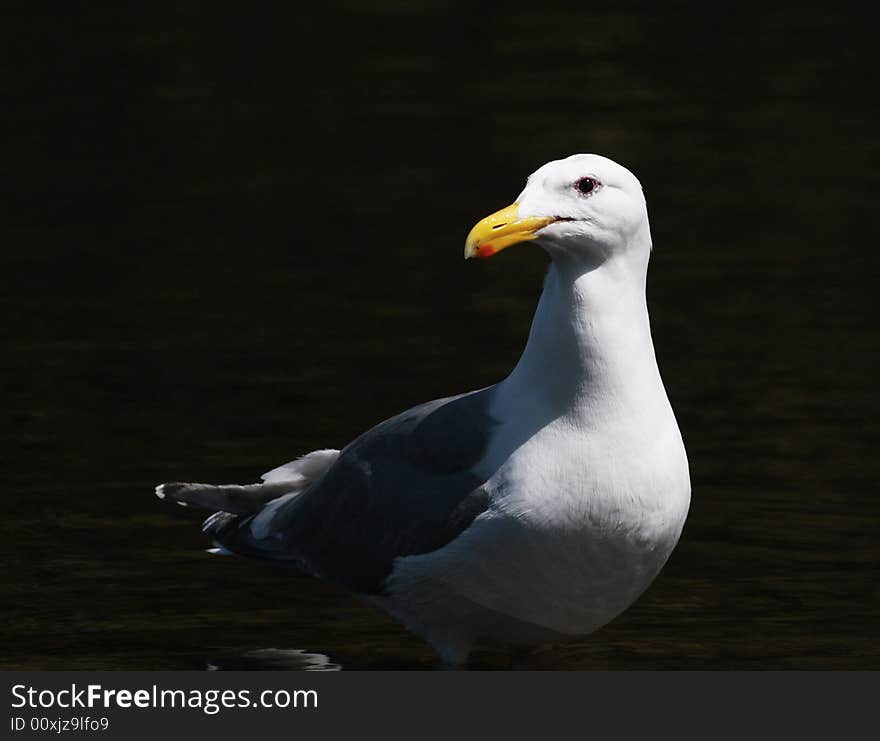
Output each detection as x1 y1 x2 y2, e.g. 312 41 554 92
154 448 340 559
154 481 294 515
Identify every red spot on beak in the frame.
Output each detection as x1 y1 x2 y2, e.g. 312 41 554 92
476 244 496 259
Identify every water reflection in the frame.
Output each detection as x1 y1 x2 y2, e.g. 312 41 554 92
207 649 341 672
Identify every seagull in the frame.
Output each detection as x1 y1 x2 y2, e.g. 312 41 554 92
155 154 691 666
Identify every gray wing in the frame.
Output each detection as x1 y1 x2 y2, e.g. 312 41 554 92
206 387 499 594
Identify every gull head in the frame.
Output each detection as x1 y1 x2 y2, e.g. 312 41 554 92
464 154 650 267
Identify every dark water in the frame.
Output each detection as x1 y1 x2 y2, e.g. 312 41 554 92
3 3 878 669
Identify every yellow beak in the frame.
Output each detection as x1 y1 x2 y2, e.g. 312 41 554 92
464 202 556 259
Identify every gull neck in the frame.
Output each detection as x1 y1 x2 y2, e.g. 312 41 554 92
495 248 667 423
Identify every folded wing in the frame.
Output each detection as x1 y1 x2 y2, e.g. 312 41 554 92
204 387 498 594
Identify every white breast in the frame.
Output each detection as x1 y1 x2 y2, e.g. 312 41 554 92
387 257 691 640
390 407 690 637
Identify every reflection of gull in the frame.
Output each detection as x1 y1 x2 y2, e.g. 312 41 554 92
157 154 690 666
207 649 341 672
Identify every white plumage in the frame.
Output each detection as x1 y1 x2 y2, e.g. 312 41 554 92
157 154 690 665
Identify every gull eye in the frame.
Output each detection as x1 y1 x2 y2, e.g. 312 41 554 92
575 176 599 195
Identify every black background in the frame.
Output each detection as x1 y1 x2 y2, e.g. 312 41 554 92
2 1 878 668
